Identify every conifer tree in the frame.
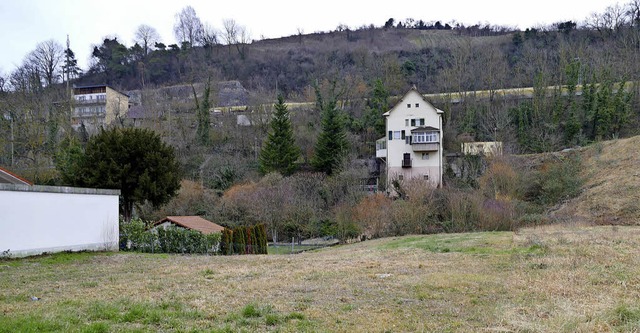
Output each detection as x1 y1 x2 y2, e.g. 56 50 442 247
311 85 348 176
259 95 300 175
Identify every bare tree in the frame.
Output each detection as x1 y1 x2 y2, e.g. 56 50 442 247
199 23 219 47
173 6 204 47
27 39 64 87
134 24 161 55
222 19 251 58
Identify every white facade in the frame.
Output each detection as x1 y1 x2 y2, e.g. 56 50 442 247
0 184 120 257
378 87 443 188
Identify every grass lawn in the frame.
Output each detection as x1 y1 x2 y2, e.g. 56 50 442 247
2 225 640 332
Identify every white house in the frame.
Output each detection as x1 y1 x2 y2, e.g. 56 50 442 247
376 86 444 190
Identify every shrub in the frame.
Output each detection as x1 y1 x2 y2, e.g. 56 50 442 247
527 155 584 206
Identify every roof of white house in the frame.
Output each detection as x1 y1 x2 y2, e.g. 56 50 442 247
383 86 444 117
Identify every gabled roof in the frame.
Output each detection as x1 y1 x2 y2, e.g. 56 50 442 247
383 85 444 117
0 167 32 185
153 216 225 234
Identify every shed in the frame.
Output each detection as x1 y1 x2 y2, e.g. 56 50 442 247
152 216 224 234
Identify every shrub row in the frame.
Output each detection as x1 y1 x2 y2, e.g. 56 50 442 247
220 224 268 255
120 218 221 254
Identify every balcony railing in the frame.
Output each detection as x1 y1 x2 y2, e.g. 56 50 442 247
74 98 107 105
411 142 439 152
376 137 387 159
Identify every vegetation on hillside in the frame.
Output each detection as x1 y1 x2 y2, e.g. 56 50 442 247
0 2 639 239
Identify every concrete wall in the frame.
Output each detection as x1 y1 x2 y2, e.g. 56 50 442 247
0 184 120 257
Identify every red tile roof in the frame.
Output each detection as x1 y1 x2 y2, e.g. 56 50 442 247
153 216 224 234
0 167 32 185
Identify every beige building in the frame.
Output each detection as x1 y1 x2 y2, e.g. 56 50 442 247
461 141 503 156
376 86 444 190
71 85 129 133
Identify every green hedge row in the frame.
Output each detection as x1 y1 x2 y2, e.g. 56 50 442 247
220 224 268 255
120 218 221 254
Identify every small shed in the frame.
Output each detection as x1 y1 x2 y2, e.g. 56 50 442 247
152 216 224 234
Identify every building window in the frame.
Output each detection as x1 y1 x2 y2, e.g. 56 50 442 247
413 132 439 143
411 119 416 126
422 153 429 160
407 103 411 108
398 174 404 180
419 118 425 126
405 119 409 126
423 174 429 180
415 103 420 108
393 131 402 139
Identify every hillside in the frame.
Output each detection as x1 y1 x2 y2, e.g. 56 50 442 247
551 136 640 225
2 226 640 331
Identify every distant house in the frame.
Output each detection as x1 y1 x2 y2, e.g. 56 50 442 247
376 86 444 190
462 142 503 156
126 105 148 127
152 216 225 234
72 84 129 133
0 167 31 185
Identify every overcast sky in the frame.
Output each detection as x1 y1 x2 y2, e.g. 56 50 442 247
0 0 623 74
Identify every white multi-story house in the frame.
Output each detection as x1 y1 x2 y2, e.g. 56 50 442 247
71 85 129 133
376 86 444 190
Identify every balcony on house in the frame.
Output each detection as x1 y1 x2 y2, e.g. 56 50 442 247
376 137 387 159
402 153 412 168
411 127 439 152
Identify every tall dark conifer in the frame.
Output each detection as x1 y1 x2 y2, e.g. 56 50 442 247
259 95 300 175
311 86 348 176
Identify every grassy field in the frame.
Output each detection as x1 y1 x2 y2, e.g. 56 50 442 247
2 225 640 332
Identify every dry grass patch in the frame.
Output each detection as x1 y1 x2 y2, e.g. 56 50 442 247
2 226 640 331
554 136 640 225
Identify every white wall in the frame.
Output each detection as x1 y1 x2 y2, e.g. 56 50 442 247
0 184 120 257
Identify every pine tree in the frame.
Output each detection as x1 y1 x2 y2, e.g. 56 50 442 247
311 85 348 176
259 95 300 175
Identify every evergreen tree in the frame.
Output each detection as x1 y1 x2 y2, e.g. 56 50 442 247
364 79 389 136
62 45 82 83
259 95 300 175
311 85 348 176
57 128 181 221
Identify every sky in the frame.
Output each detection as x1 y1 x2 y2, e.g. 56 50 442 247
0 0 624 74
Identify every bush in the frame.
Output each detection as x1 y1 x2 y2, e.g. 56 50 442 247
526 155 583 206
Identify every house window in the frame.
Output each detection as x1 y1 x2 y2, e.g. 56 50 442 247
419 118 425 126
401 130 405 140
407 103 411 108
405 119 409 126
415 103 420 108
411 119 416 126
393 131 402 139
398 174 404 180
388 131 393 140
422 153 429 160
424 174 429 180
413 132 439 143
